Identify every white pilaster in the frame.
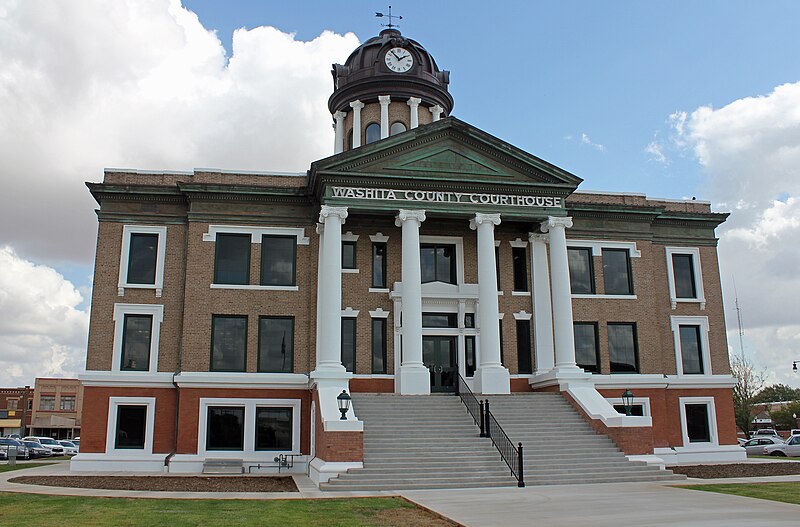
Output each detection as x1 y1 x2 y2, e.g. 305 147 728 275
333 111 346 154
407 97 421 129
529 233 555 375
429 104 444 122
379 95 391 139
395 209 430 395
349 100 364 148
470 213 511 394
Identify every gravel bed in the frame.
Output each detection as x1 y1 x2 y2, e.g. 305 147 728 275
8 475 298 492
672 463 800 479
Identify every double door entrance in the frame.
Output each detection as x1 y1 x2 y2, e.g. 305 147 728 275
422 336 457 393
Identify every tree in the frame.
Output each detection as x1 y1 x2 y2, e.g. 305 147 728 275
769 401 800 430
730 352 766 438
752 384 800 404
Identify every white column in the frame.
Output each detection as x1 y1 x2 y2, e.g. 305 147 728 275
333 111 346 154
315 223 325 362
541 216 580 373
470 213 511 394
395 209 430 395
379 95 391 139
349 100 364 148
429 104 444 122
407 97 421 129
313 206 348 375
529 233 555 375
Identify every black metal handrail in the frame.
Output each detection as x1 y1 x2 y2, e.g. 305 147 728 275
456 373 486 437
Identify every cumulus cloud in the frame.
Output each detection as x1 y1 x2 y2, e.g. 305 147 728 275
0 246 89 385
580 132 606 151
644 141 668 164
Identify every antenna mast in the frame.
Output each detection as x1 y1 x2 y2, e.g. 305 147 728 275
375 5 403 29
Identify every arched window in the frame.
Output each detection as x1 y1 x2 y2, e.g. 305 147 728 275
365 123 381 144
390 122 407 136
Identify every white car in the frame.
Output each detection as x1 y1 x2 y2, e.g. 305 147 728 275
741 436 784 455
22 436 65 456
58 441 79 456
764 435 800 457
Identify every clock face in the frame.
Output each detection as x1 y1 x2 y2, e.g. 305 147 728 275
384 47 413 73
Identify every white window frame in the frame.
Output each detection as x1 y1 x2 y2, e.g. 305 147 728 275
341 231 360 274
419 235 464 286
605 396 651 416
369 233 390 292
665 247 705 309
118 225 167 297
105 396 156 455
679 396 719 447
198 398 301 457
670 316 712 376
112 303 164 374
567 239 639 299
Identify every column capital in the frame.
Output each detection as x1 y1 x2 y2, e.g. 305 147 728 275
316 223 324 235
349 100 364 110
319 205 348 223
407 97 421 107
378 95 391 106
470 213 501 230
395 209 426 227
541 216 573 232
429 104 444 121
333 110 347 121
528 232 549 243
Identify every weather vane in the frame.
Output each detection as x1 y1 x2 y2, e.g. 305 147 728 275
376 5 402 29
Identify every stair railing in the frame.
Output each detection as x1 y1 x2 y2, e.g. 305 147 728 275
456 374 525 487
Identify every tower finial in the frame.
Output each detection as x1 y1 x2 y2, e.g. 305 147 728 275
375 5 403 29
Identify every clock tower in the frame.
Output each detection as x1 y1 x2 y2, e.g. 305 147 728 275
328 28 454 153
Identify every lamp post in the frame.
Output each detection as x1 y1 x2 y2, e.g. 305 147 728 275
622 389 634 417
793 361 800 373
337 390 351 420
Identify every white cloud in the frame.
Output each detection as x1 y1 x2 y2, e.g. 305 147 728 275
580 132 606 151
644 141 668 164
0 246 89 386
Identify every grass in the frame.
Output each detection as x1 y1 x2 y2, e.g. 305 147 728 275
0 494 452 527
683 482 800 506
0 463 55 473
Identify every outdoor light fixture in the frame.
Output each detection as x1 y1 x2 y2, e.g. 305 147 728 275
337 390 351 420
622 388 634 416
794 361 799 373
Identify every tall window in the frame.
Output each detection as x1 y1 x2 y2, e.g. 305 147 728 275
60 396 76 411
342 241 357 269
115 405 147 449
608 323 639 373
568 247 595 294
672 254 697 298
372 242 387 288
255 407 293 450
39 396 55 411
7 399 18 411
390 122 407 135
214 233 251 285
465 336 476 377
372 318 387 374
121 314 152 371
512 247 528 292
258 317 293 373
420 244 456 284
127 233 158 284
574 323 600 373
261 235 296 286
365 123 380 144
341 318 356 373
602 249 633 295
206 407 244 451
516 319 532 374
685 404 711 443
679 325 704 374
211 315 247 372
495 246 501 290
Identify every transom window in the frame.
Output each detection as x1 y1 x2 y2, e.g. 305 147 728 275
214 234 251 285
258 317 294 373
365 123 381 144
261 235 296 286
574 322 600 373
568 247 595 294
121 314 152 371
115 405 147 449
422 313 457 328
602 249 633 295
420 244 457 284
211 315 247 372
608 323 639 373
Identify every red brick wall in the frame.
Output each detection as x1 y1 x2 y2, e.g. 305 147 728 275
562 391 654 455
312 389 364 462
350 378 394 393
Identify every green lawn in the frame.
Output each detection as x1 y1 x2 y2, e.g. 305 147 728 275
0 494 450 527
683 482 800 506
0 462 55 473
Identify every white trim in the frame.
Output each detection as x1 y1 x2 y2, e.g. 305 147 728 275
118 225 167 297
352 374 394 379
512 291 532 297
210 284 299 291
341 269 360 274
572 294 638 300
670 316 712 376
509 238 528 248
566 239 641 258
513 310 532 320
80 371 175 388
494 240 501 247
605 396 651 416
341 231 359 242
309 458 363 485
112 304 164 374
369 232 389 243
665 247 706 309
105 397 156 455
368 288 390 294
202 225 310 245
679 396 719 448
590 373 736 389
342 307 360 317
174 372 309 389
198 398 302 458
369 308 391 319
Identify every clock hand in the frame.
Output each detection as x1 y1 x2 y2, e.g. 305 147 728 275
392 50 403 60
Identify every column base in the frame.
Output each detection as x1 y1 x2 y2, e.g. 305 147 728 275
398 364 431 395
473 366 511 395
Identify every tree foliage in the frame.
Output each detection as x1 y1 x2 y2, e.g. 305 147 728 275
730 352 766 438
769 401 800 430
752 384 800 404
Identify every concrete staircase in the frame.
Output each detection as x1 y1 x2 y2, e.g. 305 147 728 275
319 394 519 491
483 393 685 485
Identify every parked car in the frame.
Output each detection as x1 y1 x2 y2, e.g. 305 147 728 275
791 429 800 436
741 436 784 455
764 435 800 457
71 438 80 448
58 441 79 456
22 441 51 458
0 438 30 459
22 436 65 456
752 429 780 438
0 449 6 461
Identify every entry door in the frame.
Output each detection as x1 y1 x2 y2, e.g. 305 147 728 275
423 336 457 393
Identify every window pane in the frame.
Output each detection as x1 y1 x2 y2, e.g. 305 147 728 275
127 233 158 284
602 249 633 295
372 318 387 374
422 313 457 328
495 247 501 291
420 244 456 284
512 247 528 292
608 323 638 373
672 254 697 298
342 241 356 269
121 314 152 371
420 245 436 283
680 325 704 374
39 396 55 411
255 407 293 451
365 123 380 144
60 396 76 411
516 319 532 374
258 317 293 373
261 236 296 286
574 323 599 373
465 336 476 377
390 122 406 135
211 316 247 372
685 404 711 443
206 407 244 450
464 313 475 328
214 234 250 285
372 243 387 288
568 248 594 294
341 318 356 373
115 405 146 449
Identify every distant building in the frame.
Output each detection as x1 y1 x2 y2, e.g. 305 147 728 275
0 386 33 436
30 378 83 439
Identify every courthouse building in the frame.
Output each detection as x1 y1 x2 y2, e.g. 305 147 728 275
73 29 744 481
